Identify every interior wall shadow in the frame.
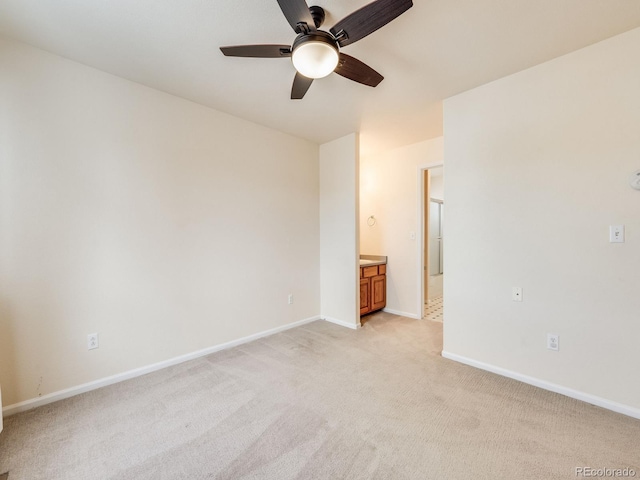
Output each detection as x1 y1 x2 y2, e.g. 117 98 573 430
0 298 16 410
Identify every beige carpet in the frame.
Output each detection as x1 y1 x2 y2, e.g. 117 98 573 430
0 312 638 479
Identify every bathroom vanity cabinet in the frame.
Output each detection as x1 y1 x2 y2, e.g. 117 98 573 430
360 263 386 316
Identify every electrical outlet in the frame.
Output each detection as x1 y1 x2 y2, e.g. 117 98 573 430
547 333 559 351
88 333 99 350
288 294 294 305
512 287 523 302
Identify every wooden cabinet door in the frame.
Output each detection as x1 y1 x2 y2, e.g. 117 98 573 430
371 274 386 311
360 277 371 315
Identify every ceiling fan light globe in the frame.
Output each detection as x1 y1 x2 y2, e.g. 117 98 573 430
292 41 339 79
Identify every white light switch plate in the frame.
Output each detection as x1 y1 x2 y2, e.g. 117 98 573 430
609 225 625 243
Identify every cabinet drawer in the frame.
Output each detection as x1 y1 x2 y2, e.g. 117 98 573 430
378 264 386 275
362 266 379 278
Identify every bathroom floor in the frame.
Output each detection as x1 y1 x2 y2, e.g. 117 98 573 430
424 296 443 322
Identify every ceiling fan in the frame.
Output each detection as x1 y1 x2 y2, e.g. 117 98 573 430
220 0 413 99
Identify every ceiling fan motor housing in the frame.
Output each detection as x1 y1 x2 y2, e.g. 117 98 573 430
308 5 326 28
292 30 338 54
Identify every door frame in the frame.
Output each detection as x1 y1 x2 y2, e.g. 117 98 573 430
416 163 443 319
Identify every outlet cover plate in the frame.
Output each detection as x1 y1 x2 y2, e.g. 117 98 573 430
88 333 99 350
512 287 523 302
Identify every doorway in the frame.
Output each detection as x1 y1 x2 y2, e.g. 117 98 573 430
421 166 444 321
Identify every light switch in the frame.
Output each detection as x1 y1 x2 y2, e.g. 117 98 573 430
609 225 625 243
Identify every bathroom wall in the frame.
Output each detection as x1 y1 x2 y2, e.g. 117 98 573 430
429 171 444 201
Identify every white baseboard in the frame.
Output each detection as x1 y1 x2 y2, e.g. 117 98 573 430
322 316 359 330
382 308 420 319
3 315 321 417
441 350 640 420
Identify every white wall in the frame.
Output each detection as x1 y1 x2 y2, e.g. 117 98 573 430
319 134 360 329
443 28 640 415
0 39 320 408
429 173 444 201
359 138 444 318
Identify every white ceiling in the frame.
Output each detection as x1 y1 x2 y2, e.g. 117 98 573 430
2 0 640 155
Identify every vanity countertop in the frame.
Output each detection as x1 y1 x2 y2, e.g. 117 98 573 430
359 255 387 267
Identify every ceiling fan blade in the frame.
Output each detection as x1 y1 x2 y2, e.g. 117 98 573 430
330 0 413 47
291 72 314 99
220 45 292 58
277 0 316 33
334 53 383 87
